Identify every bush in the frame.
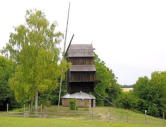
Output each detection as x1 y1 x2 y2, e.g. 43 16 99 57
136 98 148 112
147 103 160 117
69 98 78 110
115 91 138 109
96 99 104 106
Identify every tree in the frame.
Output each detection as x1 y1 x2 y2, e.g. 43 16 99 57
150 72 166 116
38 79 67 106
0 56 18 110
133 72 166 117
2 10 70 111
133 76 149 100
121 85 134 88
94 54 121 105
115 91 138 109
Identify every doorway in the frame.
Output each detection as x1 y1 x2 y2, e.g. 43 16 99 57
91 99 94 107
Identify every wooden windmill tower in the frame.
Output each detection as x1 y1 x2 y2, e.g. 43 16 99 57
62 44 98 108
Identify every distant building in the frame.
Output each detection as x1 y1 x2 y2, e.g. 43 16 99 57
62 44 98 108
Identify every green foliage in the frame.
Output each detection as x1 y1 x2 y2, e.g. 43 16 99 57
0 56 19 110
1 9 70 105
69 98 77 110
133 72 166 117
133 76 150 100
106 80 122 103
121 85 134 88
94 54 122 105
115 91 138 109
38 80 67 105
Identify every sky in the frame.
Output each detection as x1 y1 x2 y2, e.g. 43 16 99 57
0 0 166 85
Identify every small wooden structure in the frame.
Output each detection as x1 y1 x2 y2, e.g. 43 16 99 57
62 91 95 108
62 44 98 107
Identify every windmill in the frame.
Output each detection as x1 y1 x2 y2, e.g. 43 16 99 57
59 3 99 108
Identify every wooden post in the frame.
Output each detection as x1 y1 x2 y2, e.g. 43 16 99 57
29 104 30 112
145 110 147 124
40 104 42 118
126 111 128 123
109 109 111 121
24 104 25 112
40 104 42 112
91 107 93 120
163 112 165 126
7 104 8 112
24 104 25 117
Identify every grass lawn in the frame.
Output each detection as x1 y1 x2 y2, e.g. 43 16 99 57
42 106 165 125
0 116 164 127
0 106 165 127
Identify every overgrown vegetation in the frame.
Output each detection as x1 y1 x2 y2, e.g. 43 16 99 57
116 72 166 118
0 56 19 110
134 72 166 117
69 98 77 110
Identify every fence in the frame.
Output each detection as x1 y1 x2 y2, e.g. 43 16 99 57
0 104 165 126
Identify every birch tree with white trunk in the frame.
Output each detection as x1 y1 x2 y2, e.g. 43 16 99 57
2 9 70 111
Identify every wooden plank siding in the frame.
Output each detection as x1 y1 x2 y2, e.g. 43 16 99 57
69 72 96 82
66 44 97 94
70 65 96 72
68 57 93 65
67 82 95 93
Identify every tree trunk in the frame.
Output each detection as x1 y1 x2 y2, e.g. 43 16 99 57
30 101 33 112
58 75 63 107
35 90 38 112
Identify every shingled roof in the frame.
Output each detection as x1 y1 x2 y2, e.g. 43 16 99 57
67 44 94 57
70 65 96 72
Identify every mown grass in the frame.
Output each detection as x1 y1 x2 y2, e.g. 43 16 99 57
0 116 164 127
93 107 165 125
0 106 165 127
42 106 165 125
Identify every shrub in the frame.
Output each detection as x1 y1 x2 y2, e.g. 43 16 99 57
69 98 78 110
147 103 159 117
115 91 138 109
